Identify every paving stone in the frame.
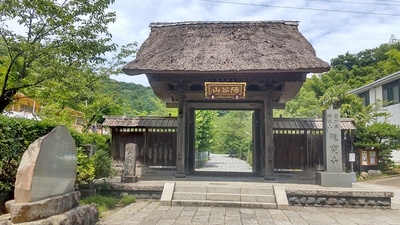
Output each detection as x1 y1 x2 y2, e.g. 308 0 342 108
288 217 309 225
155 219 175 225
174 216 192 224
274 221 293 225
241 218 259 224
224 219 242 225
270 213 290 221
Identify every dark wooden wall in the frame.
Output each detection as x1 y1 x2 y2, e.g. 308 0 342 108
111 127 177 167
274 130 323 170
110 127 353 172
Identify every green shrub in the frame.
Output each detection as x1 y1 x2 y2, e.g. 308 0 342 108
80 195 118 208
71 131 112 180
76 148 95 184
93 149 112 179
118 195 136 205
0 116 55 192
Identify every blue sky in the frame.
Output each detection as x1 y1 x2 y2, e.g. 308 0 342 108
108 0 400 86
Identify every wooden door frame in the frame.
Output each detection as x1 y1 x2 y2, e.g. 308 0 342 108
186 102 263 174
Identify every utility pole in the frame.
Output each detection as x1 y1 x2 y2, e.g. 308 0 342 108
389 34 398 44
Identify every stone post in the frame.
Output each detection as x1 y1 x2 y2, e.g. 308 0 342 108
121 143 138 183
316 109 352 187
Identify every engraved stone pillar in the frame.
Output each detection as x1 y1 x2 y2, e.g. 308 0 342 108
316 109 351 187
121 143 138 183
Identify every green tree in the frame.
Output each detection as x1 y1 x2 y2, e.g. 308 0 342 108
214 111 252 158
377 49 400 75
356 122 400 172
24 43 138 130
195 110 216 152
284 87 321 118
150 98 178 117
0 0 117 112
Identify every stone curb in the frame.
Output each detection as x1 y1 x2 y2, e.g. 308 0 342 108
160 182 175 206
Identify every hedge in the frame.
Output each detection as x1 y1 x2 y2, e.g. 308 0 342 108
0 115 111 192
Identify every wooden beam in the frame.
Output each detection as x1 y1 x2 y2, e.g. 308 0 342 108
166 102 178 108
272 103 285 109
187 102 263 110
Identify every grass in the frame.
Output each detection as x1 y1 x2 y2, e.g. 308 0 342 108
80 195 136 217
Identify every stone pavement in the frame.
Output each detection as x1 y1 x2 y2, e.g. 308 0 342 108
98 197 400 225
196 154 252 172
97 154 400 224
97 178 400 225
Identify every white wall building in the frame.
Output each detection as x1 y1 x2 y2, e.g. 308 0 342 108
348 70 400 164
348 71 400 125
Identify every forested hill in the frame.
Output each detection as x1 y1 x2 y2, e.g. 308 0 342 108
109 79 159 115
277 41 400 119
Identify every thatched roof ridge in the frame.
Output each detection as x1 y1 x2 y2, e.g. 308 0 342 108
149 20 300 27
123 21 330 75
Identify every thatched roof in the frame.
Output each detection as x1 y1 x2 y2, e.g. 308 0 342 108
123 21 330 75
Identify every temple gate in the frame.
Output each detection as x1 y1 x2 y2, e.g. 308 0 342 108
122 21 330 179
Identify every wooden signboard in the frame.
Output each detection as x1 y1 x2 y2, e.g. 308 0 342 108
359 149 378 166
204 82 246 99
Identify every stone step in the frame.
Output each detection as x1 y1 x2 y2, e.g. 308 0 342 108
173 192 276 203
174 185 274 195
160 182 287 209
171 200 277 209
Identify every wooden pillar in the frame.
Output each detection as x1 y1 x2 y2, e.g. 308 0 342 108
188 108 195 172
260 104 266 176
264 90 275 180
176 87 187 178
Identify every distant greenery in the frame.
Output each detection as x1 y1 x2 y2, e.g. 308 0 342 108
213 110 252 159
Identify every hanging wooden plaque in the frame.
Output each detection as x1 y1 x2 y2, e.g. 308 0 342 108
204 82 246 99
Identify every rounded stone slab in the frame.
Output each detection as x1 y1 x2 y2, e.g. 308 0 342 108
14 125 77 203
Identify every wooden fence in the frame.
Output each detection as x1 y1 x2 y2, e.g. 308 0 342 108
111 127 176 167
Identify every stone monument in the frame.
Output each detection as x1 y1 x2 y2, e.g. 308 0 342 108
121 143 139 183
316 109 352 187
5 126 98 224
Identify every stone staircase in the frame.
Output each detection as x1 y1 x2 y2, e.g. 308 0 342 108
160 182 289 209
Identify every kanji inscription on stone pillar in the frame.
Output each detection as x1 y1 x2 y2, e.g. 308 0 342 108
323 109 343 172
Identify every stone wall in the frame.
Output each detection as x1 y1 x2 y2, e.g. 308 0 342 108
286 189 393 209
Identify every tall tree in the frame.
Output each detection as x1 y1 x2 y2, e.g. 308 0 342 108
195 110 216 152
0 0 117 112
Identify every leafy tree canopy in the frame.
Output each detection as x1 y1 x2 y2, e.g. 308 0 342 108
0 0 117 112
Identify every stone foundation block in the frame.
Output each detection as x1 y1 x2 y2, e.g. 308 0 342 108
316 172 352 187
1 204 98 225
6 191 80 223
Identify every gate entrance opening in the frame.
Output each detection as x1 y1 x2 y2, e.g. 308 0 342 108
193 110 254 174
